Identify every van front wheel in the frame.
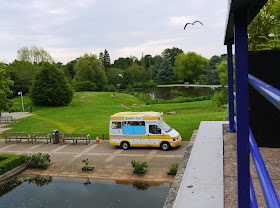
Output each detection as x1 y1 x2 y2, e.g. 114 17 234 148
161 142 171 151
121 141 130 150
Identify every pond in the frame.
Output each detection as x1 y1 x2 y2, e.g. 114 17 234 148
133 86 221 100
0 175 170 208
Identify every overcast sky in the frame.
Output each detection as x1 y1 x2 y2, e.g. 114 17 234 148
0 0 228 64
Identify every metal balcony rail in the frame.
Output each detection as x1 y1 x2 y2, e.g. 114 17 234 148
248 74 280 111
249 127 280 207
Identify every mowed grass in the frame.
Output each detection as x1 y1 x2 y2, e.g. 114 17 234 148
5 92 226 141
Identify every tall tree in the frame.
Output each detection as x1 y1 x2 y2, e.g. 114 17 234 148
162 47 184 66
99 50 111 71
30 62 73 106
174 52 208 82
155 58 175 82
0 63 14 112
66 58 78 79
74 53 106 90
7 60 37 95
17 46 54 64
128 63 149 83
201 55 222 84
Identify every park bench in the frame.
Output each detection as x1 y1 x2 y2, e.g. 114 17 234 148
4 132 30 143
60 132 90 145
0 115 16 123
30 132 51 144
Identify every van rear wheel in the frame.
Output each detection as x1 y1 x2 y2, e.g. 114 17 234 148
121 141 130 150
161 142 171 151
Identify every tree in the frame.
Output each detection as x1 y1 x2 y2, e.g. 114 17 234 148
201 55 222 84
155 59 175 82
113 57 133 69
151 56 175 82
30 62 73 106
0 63 14 112
248 0 280 50
66 58 78 79
121 68 132 88
128 63 149 83
106 67 123 85
213 58 236 106
99 49 111 71
74 53 106 91
17 46 54 64
6 60 37 95
162 47 184 66
174 52 208 82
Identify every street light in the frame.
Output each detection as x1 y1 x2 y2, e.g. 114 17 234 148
18 91 24 112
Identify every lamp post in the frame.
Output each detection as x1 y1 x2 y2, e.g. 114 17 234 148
18 91 24 112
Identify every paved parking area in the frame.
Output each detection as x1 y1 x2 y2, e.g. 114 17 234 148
0 139 189 183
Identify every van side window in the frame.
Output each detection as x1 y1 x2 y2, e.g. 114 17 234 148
122 121 145 134
112 122 121 129
149 125 161 134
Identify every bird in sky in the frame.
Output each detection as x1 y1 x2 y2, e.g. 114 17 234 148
184 21 203 30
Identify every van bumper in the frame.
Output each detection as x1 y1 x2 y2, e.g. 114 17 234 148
171 140 181 147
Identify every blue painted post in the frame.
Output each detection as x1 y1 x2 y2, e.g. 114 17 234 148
234 9 250 208
227 44 235 132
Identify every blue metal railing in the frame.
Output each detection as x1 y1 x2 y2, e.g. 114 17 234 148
249 127 280 207
231 74 280 207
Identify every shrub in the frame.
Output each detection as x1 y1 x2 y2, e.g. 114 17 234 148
0 154 25 175
81 158 91 169
131 160 148 174
168 163 179 173
103 84 117 92
24 153 51 169
75 81 97 92
30 62 73 106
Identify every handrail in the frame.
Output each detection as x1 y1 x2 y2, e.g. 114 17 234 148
249 127 280 208
250 175 258 208
248 74 280 110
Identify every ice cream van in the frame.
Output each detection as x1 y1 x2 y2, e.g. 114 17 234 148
109 112 182 151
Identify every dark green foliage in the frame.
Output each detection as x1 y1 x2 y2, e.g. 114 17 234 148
0 63 14 112
131 160 148 174
113 57 133 69
103 84 117 92
7 60 37 95
0 154 25 175
30 62 73 106
201 55 222 84
106 67 123 85
75 81 97 92
99 49 111 71
128 63 149 83
155 58 174 82
168 163 179 173
161 47 184 66
121 69 132 88
24 153 51 169
66 58 78 79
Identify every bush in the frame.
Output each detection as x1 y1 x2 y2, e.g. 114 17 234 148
75 81 97 92
126 84 134 92
30 62 73 106
213 89 228 106
168 163 179 173
24 153 51 169
131 160 148 174
0 154 25 175
103 84 117 92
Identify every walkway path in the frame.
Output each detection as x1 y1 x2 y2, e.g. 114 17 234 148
0 112 34 133
0 139 189 183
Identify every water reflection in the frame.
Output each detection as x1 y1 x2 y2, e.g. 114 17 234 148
134 86 221 100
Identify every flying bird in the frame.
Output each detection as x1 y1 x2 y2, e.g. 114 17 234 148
184 21 203 30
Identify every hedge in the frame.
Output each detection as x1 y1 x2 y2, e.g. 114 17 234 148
0 154 25 175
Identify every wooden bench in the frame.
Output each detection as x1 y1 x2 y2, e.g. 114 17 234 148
30 132 51 144
4 132 30 143
0 116 16 123
60 132 90 145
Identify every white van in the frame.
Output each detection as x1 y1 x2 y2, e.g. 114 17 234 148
109 112 182 150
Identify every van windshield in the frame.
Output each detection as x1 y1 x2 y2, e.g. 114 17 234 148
158 121 172 133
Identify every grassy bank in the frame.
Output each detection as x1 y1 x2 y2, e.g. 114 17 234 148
6 92 225 141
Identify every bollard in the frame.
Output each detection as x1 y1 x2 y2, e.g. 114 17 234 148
102 133 104 140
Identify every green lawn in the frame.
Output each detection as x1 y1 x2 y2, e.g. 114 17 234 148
5 92 226 141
